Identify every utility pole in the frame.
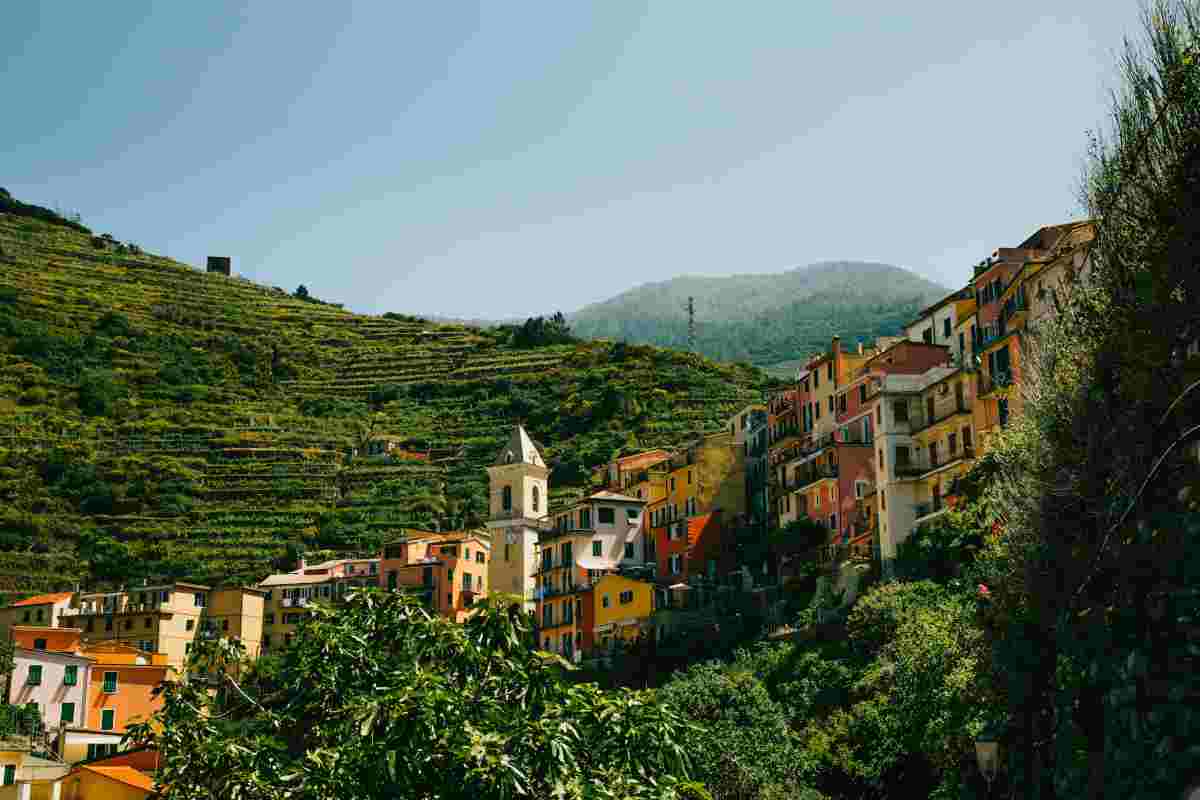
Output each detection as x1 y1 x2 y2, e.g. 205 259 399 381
686 296 695 353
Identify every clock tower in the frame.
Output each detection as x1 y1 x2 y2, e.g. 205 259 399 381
486 425 549 610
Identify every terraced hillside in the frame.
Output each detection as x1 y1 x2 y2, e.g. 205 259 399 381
0 199 768 593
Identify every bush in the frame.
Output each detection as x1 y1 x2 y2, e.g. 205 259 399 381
845 580 954 660
78 370 123 417
17 387 48 406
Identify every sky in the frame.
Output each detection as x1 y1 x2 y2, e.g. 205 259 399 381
2 1 1141 320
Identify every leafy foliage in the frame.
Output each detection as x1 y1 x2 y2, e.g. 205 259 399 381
131 592 705 800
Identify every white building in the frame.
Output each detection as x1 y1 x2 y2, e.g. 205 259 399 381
9 647 93 735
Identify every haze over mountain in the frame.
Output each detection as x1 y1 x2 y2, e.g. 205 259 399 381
569 261 950 370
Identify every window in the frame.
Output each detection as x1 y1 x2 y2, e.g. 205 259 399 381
592 540 602 557
502 485 512 511
193 592 206 607
264 590 272 601
962 425 973 448
948 432 958 454
626 507 638 520
882 490 886 510
943 318 952 339
86 620 94 633
61 702 75 724
101 708 115 731
619 590 634 605
893 401 909 423
602 594 611 609
669 554 682 574
222 619 230 631
829 513 837 531
21 611 30 623
102 671 118 693
687 470 692 485
143 617 152 629
855 481 868 499
579 508 591 528
265 612 275 625
598 507 615 525
105 620 113 632
64 664 78 685
33 637 46 650
27 665 42 685
670 478 676 491
923 327 933 344
186 619 194 631
138 640 153 653
463 573 472 591
624 542 634 559
998 398 1010 428
895 445 911 466
532 485 540 512
827 362 834 380
859 384 867 404
828 396 834 412
3 764 14 786
813 370 820 389
504 543 511 562
475 550 485 564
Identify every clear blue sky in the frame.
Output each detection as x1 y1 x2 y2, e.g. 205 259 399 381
2 1 1138 319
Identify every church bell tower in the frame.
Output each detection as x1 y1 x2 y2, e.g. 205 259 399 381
486 425 549 610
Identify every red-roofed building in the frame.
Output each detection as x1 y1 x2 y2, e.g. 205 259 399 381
62 761 155 799
0 592 73 636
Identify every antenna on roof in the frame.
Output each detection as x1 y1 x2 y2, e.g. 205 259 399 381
682 296 696 353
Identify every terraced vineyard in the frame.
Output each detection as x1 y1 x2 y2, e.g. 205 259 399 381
0 200 768 593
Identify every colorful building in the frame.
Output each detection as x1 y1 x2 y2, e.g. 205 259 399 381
257 558 379 653
60 644 168 765
60 584 261 672
380 531 490 621
535 491 649 660
0 736 70 800
9 636 93 739
0 593 73 639
577 573 654 657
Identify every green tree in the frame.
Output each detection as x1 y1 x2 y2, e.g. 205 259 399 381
130 593 703 799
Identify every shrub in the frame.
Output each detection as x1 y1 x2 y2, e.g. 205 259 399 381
844 580 954 660
17 387 47 406
78 370 123 417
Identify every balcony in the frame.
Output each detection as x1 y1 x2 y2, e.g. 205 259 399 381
895 446 975 481
914 500 948 523
791 464 839 492
977 371 1012 397
910 401 972 436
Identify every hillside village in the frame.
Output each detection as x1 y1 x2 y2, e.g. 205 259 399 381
0 212 1133 796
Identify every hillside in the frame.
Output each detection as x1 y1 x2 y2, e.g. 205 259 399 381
569 261 949 368
0 196 767 594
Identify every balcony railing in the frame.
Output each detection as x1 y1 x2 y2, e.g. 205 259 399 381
895 446 975 480
910 400 971 435
791 464 839 491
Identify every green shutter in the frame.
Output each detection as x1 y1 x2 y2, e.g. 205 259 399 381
60 703 74 724
27 665 41 685
2 764 14 785
63 665 77 685
101 708 115 731
102 671 117 693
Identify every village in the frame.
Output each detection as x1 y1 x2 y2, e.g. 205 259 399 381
0 217 1117 799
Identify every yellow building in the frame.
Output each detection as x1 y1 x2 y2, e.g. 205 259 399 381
582 573 654 656
61 764 154 800
257 557 379 654
0 736 70 800
906 368 977 527
60 584 263 673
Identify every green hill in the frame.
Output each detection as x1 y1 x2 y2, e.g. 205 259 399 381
0 195 767 593
569 262 949 369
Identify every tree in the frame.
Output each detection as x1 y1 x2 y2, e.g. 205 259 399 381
129 591 704 800
295 284 310 300
975 4 1200 796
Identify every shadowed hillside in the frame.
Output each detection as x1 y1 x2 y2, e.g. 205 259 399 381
569 261 948 368
0 197 767 593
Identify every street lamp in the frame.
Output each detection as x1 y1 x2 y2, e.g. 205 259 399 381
975 723 1001 797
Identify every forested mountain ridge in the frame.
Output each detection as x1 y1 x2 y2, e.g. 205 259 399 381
569 261 949 368
0 195 767 593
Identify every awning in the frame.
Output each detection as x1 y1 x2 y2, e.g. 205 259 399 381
576 555 619 571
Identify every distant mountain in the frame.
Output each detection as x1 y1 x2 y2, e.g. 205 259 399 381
569 261 950 368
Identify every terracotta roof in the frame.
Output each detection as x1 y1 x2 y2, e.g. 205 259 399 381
83 765 155 792
258 573 337 587
10 592 73 608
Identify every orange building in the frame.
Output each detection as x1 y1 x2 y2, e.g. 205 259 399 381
381 531 490 621
11 625 82 653
60 643 168 764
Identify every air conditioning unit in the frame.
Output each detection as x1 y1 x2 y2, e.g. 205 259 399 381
281 598 294 608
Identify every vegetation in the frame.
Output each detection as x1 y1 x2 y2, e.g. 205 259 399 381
0 204 766 591
131 592 709 800
568 262 947 369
